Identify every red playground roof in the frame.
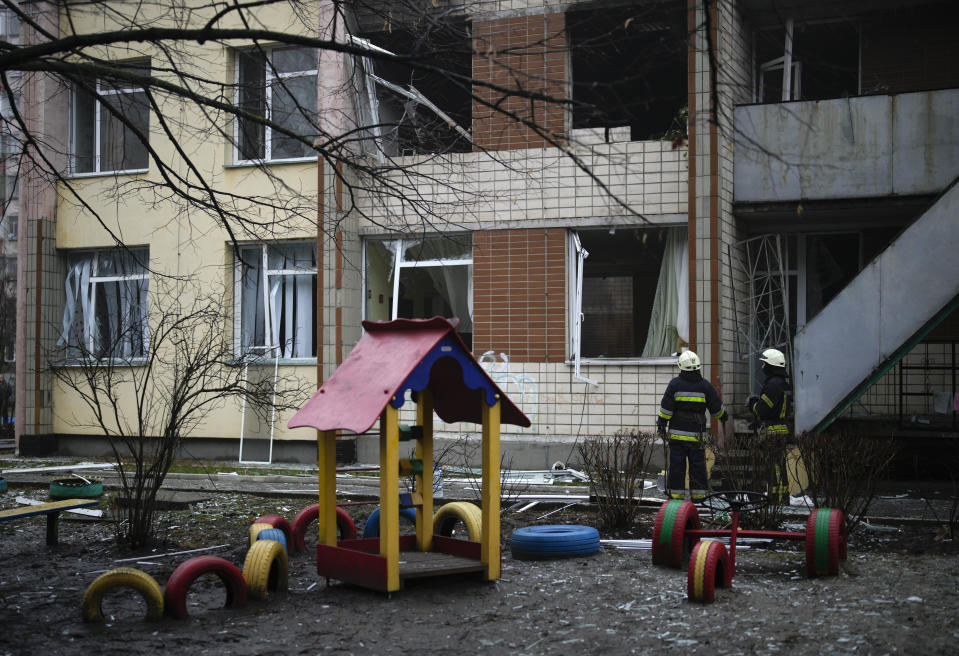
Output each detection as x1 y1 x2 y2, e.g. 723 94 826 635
288 317 531 434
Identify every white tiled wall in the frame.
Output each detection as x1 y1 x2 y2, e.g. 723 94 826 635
352 140 688 231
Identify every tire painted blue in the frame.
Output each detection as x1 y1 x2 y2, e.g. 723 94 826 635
510 525 601 559
362 507 418 539
256 527 288 555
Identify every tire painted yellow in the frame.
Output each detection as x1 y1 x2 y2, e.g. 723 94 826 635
248 522 273 547
81 567 164 622
433 501 482 542
242 538 289 601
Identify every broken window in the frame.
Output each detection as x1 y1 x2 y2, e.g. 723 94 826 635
567 1 686 141
364 235 472 349
57 248 150 360
756 19 860 102
570 226 688 360
71 61 151 174
349 15 472 157
236 242 317 359
235 46 318 162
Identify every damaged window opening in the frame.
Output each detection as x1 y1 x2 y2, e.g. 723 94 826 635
235 46 319 162
350 16 472 157
755 19 860 103
567 1 686 142
571 226 688 360
364 235 472 350
236 242 317 359
57 248 150 360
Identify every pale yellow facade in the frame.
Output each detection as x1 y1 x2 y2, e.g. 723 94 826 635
50 1 320 444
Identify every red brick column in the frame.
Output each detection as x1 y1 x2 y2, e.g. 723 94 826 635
472 12 568 151
472 228 567 362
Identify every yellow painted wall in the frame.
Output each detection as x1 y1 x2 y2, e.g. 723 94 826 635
51 1 321 442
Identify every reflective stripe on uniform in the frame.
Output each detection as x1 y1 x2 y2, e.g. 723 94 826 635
658 407 673 419
669 430 702 441
766 424 789 435
711 404 727 419
761 393 775 408
674 391 706 403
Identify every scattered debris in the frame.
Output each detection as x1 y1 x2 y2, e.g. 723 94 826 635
3 462 116 474
112 544 231 563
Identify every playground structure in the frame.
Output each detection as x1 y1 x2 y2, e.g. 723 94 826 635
652 492 848 603
288 317 531 592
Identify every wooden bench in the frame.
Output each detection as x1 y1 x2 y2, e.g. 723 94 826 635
0 499 101 545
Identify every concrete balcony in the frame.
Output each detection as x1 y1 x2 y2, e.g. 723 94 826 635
734 88 959 203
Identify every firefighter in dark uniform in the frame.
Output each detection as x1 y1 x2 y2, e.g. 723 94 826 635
657 350 728 501
746 348 792 501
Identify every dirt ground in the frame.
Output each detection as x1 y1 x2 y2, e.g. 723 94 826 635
1 487 957 656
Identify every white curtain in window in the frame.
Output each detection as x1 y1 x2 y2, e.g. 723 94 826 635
108 278 148 358
57 258 92 351
414 237 472 331
424 264 472 332
268 243 314 358
57 252 148 358
239 249 265 352
642 229 689 357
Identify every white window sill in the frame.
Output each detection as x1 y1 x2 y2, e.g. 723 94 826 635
52 357 149 368
66 168 149 179
567 356 678 367
226 156 318 168
234 355 318 367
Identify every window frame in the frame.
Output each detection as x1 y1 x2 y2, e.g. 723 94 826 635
568 226 687 367
57 247 151 362
233 241 318 362
69 61 151 176
361 235 473 332
232 45 319 164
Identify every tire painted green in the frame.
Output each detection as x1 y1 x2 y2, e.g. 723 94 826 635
652 500 700 568
50 478 103 499
805 508 844 577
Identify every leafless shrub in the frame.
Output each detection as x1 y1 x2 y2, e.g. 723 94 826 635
50 278 310 548
577 430 657 529
434 434 529 509
710 432 790 529
791 428 898 533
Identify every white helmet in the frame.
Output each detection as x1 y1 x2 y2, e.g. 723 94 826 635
760 348 786 368
677 350 701 371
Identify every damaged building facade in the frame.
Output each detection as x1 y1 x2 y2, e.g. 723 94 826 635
12 0 959 474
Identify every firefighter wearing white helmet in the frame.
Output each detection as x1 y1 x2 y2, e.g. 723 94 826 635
746 348 791 436
657 349 728 501
745 347 792 502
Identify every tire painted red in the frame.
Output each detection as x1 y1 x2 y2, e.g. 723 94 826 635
805 508 844 577
253 515 294 547
163 556 248 619
687 540 730 603
652 500 700 569
291 504 356 552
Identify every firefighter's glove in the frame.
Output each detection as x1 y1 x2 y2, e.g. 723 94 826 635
745 395 759 411
656 419 667 438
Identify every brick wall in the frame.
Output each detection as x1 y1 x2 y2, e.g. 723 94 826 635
472 228 566 362
472 12 568 151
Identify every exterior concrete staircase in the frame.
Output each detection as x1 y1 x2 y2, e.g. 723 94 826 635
793 177 959 433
